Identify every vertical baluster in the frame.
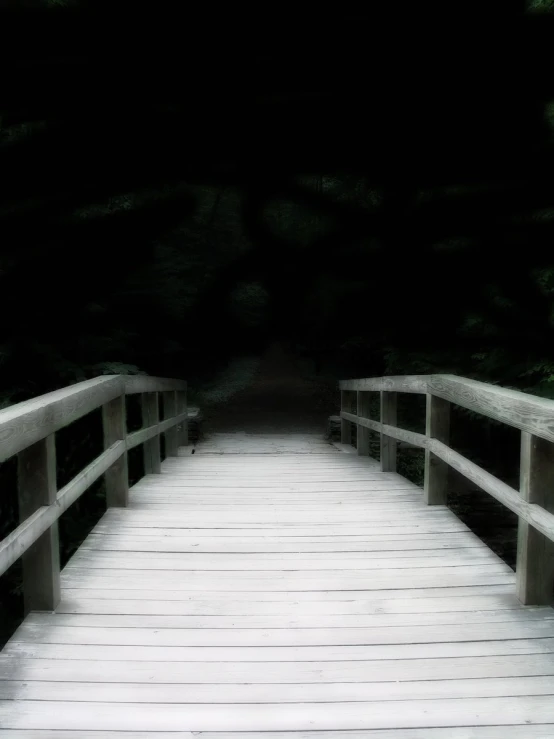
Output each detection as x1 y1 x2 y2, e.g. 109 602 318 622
102 394 129 507
176 388 188 447
380 391 397 472
163 391 179 457
142 392 161 473
424 394 450 504
357 391 371 456
340 390 353 445
18 434 60 613
516 432 554 604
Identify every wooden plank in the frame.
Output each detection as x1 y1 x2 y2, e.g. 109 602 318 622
4 652 554 683
23 606 554 630
89 519 470 532
17 434 60 613
424 394 450 505
0 725 550 738
67 552 503 571
517 432 554 605
141 393 161 474
59 584 515 602
429 373 554 444
79 536 488 553
0 376 121 463
8 637 554 663
53 592 525 615
340 375 429 393
102 394 129 507
5 674 554 704
3 695 554 732
59 572 515 592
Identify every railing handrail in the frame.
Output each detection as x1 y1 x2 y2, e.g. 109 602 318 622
340 374 554 442
339 373 554 606
0 374 187 464
0 374 188 612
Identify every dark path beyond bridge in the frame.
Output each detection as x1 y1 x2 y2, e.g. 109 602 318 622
204 341 336 436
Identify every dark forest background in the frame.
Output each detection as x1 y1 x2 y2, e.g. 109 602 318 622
1 0 554 642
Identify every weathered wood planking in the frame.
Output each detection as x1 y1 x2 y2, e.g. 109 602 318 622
2 435 554 735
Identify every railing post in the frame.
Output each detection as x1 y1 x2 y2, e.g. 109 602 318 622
176 388 188 447
163 390 179 457
380 391 397 472
17 434 60 613
141 392 161 473
102 394 129 507
424 393 450 505
340 390 353 445
357 391 371 456
516 431 554 605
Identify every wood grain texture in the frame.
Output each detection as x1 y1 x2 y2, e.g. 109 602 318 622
340 376 429 393
102 395 129 508
428 374 554 443
356 391 371 456
141 393 161 474
17 434 60 613
424 394 450 506
2 434 554 735
162 391 179 457
429 438 554 543
0 376 122 463
0 442 125 578
516 432 554 604
380 391 397 472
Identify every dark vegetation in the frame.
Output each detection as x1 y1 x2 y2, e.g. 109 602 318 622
1 1 554 643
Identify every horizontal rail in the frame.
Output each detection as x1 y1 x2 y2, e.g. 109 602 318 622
341 411 428 448
0 441 125 577
341 373 554 442
429 438 554 543
0 373 188 610
340 375 429 393
0 375 187 463
126 411 189 450
340 373 554 605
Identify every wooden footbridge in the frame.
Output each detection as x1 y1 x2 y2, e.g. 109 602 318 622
1 373 554 735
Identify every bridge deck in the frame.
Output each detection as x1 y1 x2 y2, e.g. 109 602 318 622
1 433 554 736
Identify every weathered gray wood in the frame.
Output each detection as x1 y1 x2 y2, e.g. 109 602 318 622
340 375 429 394
0 376 122 463
102 395 129 507
141 393 161 474
123 376 187 394
17 435 60 613
429 374 554 443
516 432 554 605
380 391 397 472
428 438 554 543
424 394 450 505
342 412 427 450
176 389 188 447
0 442 125 578
340 390 354 445
162 391 179 457
356 391 371 456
